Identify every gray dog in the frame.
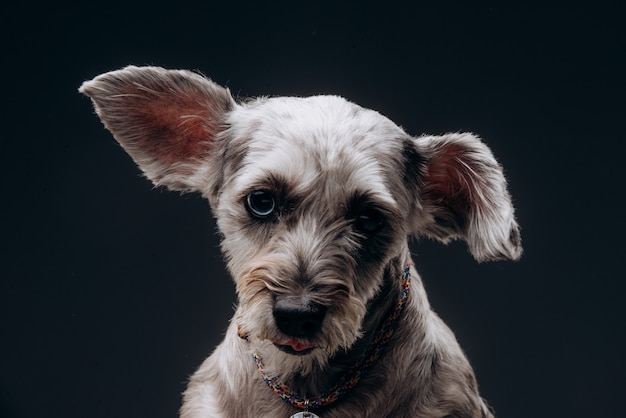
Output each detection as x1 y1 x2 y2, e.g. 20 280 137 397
80 66 521 418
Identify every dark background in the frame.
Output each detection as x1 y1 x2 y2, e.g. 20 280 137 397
2 1 624 417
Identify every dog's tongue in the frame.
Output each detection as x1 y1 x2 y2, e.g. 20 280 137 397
284 339 312 351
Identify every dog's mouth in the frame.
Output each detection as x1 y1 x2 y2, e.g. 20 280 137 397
273 338 314 356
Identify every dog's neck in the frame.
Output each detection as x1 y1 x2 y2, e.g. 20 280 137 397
329 255 409 361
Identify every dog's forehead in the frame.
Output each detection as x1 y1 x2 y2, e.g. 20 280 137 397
227 95 406 202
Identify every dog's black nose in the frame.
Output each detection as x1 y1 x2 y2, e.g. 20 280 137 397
273 297 327 338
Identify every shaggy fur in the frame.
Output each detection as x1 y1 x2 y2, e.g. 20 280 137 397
80 66 521 418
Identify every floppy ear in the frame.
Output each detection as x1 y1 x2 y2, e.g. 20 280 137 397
79 65 236 193
408 133 522 262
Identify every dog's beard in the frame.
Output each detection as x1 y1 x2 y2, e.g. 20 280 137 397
238 310 363 368
254 339 331 377
233 255 384 382
236 300 366 377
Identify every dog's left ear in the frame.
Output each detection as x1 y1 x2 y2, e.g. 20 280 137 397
407 133 522 262
80 66 236 193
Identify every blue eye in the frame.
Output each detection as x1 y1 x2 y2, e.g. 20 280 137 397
246 190 276 218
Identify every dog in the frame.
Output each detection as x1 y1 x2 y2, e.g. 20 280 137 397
80 66 521 418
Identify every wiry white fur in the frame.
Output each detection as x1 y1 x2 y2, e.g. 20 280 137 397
80 66 521 418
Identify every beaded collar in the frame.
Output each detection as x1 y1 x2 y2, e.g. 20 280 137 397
242 264 411 414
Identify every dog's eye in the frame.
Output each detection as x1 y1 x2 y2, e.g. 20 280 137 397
246 190 276 218
354 209 383 233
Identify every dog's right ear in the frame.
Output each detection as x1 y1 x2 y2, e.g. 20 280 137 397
79 66 236 193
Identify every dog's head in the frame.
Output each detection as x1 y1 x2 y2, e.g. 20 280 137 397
81 66 521 369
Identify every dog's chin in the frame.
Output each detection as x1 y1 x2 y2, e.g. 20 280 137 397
257 337 332 376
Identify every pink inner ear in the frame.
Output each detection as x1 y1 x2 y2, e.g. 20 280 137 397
422 144 478 227
120 84 219 166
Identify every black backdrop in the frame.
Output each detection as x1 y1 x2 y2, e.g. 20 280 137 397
2 2 624 417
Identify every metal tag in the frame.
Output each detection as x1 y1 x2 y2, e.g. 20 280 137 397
290 412 321 418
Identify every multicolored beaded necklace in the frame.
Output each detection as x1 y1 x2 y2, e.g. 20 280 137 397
245 264 411 416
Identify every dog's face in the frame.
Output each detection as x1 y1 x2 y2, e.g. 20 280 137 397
80 66 521 371
215 96 411 363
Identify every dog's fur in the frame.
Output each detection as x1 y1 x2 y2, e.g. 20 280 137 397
80 66 521 418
